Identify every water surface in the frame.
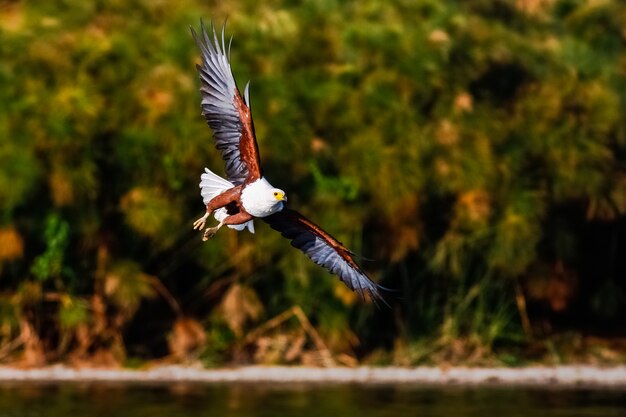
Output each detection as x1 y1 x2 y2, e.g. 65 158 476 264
0 382 625 416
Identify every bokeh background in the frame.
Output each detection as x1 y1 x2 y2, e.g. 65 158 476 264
0 0 625 368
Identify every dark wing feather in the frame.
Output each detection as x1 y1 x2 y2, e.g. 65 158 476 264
263 209 385 304
191 21 262 185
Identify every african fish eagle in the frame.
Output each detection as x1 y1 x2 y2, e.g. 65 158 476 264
190 22 384 303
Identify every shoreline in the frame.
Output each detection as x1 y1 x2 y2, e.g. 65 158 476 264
1 365 626 387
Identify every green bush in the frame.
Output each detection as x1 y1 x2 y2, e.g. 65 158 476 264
1 0 625 365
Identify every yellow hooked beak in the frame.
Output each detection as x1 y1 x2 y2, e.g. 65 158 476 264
274 191 287 202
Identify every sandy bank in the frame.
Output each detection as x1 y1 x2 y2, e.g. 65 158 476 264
0 365 625 386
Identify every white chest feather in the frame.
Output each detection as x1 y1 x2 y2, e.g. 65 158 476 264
241 178 284 218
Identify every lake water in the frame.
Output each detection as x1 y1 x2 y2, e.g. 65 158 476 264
0 382 625 417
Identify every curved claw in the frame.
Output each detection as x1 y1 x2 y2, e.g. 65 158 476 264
193 213 210 230
202 227 217 241
202 221 224 241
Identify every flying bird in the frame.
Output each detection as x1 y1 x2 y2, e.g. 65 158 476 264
190 22 384 303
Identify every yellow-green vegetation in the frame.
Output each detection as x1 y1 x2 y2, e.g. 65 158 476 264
0 0 625 367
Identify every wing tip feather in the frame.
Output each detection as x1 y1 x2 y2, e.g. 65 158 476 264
263 210 392 307
244 81 251 107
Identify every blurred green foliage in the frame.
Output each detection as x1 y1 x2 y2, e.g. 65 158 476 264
30 214 69 282
0 0 625 366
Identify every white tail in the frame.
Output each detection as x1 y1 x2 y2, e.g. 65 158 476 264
200 167 235 204
199 168 255 233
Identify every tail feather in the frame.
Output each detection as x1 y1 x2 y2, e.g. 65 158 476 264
200 167 235 204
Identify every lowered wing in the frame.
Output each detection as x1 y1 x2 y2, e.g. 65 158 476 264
263 209 385 304
191 21 261 185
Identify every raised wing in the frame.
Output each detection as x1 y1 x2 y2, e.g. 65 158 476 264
191 21 261 185
263 209 385 304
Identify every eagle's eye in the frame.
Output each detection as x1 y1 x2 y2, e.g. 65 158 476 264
273 191 286 201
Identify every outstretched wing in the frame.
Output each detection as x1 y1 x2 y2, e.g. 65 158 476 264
191 21 261 185
263 209 385 304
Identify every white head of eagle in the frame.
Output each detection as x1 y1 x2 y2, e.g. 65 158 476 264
240 177 286 218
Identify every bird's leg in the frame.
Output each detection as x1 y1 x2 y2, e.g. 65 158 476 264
203 211 253 241
193 186 243 232
223 211 253 226
202 220 224 241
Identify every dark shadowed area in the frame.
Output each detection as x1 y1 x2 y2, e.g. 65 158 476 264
1 382 626 417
